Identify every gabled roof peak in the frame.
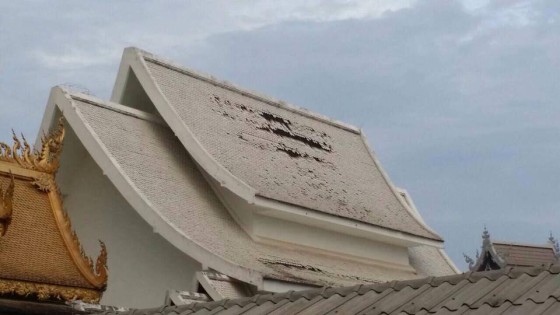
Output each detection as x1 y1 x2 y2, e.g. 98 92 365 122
126 47 361 134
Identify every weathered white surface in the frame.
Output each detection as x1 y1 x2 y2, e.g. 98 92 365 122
56 118 201 309
115 48 441 242
49 89 436 289
409 246 459 276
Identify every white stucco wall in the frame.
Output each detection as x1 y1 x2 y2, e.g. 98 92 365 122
56 125 201 308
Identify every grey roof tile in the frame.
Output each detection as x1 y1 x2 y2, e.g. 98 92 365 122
97 266 560 315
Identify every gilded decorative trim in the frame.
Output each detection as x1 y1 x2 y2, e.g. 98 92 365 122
51 191 108 289
0 117 65 174
0 118 108 292
0 278 101 303
0 174 14 236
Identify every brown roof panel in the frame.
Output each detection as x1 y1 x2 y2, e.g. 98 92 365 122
493 242 556 267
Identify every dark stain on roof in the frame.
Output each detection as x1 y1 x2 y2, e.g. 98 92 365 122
97 264 560 314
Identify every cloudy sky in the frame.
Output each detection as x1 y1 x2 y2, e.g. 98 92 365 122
1 0 559 270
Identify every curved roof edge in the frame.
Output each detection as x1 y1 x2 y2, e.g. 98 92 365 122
113 47 361 134
359 131 443 241
115 47 257 205
114 47 444 244
439 248 461 274
37 86 265 288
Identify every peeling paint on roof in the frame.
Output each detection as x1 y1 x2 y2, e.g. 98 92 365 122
137 53 441 240
62 94 450 287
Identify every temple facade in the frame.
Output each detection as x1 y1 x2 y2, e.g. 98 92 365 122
0 47 458 309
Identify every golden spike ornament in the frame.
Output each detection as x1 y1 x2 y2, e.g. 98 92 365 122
0 117 65 174
0 174 14 236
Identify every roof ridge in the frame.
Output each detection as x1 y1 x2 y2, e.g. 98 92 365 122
133 47 362 134
493 240 554 249
63 89 165 126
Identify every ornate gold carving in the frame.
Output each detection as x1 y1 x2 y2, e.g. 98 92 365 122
0 174 14 236
51 182 108 289
0 118 109 299
0 278 101 303
0 117 65 174
31 173 55 192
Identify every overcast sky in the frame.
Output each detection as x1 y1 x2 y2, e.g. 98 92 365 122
1 0 559 271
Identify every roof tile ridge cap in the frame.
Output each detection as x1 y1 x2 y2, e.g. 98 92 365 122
358 130 443 242
320 286 338 298
336 284 363 297
549 264 560 274
135 47 361 134
255 292 278 305
290 287 323 301
397 276 436 291
469 268 508 282
190 299 226 312
430 272 470 286
492 240 555 249
64 89 164 125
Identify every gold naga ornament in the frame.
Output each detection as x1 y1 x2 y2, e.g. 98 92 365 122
0 117 108 303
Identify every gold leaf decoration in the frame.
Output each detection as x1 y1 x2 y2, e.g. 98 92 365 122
0 174 14 236
0 279 100 303
0 117 65 174
31 173 54 192
57 194 108 289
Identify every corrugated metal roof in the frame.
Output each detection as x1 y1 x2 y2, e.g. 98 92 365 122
98 265 560 314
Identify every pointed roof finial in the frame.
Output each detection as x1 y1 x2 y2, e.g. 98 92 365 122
482 225 491 247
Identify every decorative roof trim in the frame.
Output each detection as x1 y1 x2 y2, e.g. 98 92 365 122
0 117 64 174
41 87 264 288
2 119 108 290
0 278 101 303
467 228 506 271
119 47 257 204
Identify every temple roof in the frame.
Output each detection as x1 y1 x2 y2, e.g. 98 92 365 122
493 241 557 268
466 229 559 271
112 47 442 242
0 120 107 303
98 264 560 315
41 88 457 288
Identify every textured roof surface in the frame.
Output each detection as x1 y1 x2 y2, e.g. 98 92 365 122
98 265 560 315
0 174 93 289
137 52 440 241
197 271 253 300
65 94 457 287
494 242 557 267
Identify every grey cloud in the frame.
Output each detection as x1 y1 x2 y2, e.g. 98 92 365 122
1 0 559 270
